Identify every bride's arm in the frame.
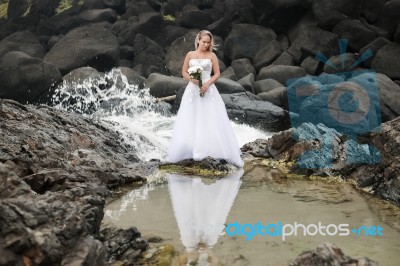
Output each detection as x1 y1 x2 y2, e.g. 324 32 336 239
203 53 220 88
181 52 198 84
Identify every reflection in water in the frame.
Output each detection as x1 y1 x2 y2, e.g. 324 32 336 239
167 169 244 265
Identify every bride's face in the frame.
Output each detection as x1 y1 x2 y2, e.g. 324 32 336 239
198 35 211 51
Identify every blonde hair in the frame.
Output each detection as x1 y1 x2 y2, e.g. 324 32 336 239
194 30 216 51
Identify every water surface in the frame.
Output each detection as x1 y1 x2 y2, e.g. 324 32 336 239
103 166 400 266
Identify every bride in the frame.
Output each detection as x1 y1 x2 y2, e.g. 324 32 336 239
167 30 244 167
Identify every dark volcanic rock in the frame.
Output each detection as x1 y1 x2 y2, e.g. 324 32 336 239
0 99 141 186
221 92 290 132
0 51 62 104
224 23 277 62
0 99 150 265
100 227 148 262
43 24 120 75
0 163 107 266
242 118 400 205
0 30 46 59
290 242 378 266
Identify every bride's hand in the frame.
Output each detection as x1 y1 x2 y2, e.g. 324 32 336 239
201 84 209 94
190 78 199 85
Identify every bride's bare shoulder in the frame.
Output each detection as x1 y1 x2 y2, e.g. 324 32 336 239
186 51 196 59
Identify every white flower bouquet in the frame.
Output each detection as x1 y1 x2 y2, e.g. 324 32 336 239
188 66 204 97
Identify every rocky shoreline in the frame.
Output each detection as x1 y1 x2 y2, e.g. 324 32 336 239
1 98 396 265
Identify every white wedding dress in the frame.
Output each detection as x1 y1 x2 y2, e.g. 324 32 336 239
167 58 244 167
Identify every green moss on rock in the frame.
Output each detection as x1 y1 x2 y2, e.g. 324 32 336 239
0 2 8 19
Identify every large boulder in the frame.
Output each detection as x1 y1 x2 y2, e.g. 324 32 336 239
147 73 187 98
134 12 164 41
359 38 391 68
62 66 103 84
112 12 164 44
103 0 127 14
230 58 256 80
221 92 290 132
257 86 287 109
0 51 62 103
312 0 363 29
376 73 400 121
287 15 339 63
176 8 214 29
132 34 167 77
0 30 45 59
252 39 283 71
165 31 200 77
118 67 147 89
237 73 255 93
78 8 118 24
44 24 120 75
257 65 307 85
251 0 310 34
332 19 378 51
215 78 246 94
371 42 400 80
224 24 277 62
254 79 284 94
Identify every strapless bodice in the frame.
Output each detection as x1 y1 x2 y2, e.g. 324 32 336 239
189 59 212 79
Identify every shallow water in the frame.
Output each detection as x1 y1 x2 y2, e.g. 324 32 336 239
102 166 400 266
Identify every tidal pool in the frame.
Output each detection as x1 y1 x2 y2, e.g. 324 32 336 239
102 165 400 266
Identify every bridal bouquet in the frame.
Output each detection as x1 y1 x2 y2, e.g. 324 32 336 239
188 66 204 97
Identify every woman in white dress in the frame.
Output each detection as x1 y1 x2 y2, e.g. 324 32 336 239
167 30 244 167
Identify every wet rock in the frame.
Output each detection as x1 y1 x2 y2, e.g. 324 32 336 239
0 99 141 187
0 98 152 265
290 242 378 266
147 73 186 98
215 78 246 93
100 227 148 262
221 91 290 132
0 163 107 266
242 118 400 205
159 157 238 176
137 244 175 266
